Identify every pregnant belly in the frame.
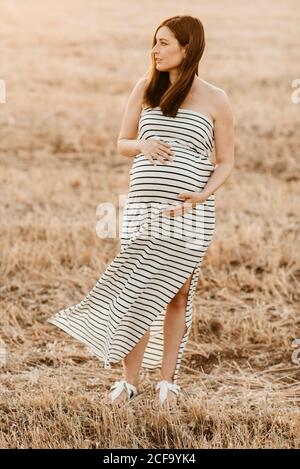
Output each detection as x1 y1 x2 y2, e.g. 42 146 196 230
129 150 214 202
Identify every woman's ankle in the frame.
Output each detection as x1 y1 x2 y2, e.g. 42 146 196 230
123 376 139 388
159 373 174 383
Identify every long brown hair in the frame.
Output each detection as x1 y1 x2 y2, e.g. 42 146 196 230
142 15 206 118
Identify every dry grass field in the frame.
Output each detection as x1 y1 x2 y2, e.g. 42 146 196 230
0 0 299 449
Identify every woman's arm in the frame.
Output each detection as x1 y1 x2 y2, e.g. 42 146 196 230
200 88 235 199
117 77 148 158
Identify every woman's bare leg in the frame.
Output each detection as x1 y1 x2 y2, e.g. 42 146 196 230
123 328 151 386
103 328 150 404
154 273 193 407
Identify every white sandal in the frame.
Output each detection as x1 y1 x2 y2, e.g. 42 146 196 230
155 380 181 407
106 379 138 404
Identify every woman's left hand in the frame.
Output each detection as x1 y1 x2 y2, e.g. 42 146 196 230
162 191 208 217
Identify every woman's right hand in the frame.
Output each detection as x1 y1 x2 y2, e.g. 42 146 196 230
138 138 174 165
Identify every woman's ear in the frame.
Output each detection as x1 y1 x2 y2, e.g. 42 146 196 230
183 43 189 58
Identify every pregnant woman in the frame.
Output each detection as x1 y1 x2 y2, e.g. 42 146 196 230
47 15 235 409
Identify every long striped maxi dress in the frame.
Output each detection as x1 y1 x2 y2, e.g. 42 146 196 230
47 105 216 384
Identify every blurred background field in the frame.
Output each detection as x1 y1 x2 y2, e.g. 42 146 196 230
0 0 299 449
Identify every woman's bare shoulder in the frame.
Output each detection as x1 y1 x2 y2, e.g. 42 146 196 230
198 78 233 123
129 76 149 111
198 78 229 100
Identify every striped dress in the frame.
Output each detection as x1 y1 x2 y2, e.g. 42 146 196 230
47 105 216 384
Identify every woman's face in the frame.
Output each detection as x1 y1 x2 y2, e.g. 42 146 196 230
151 26 186 71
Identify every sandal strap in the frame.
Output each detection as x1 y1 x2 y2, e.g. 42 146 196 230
109 379 137 402
155 380 180 403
